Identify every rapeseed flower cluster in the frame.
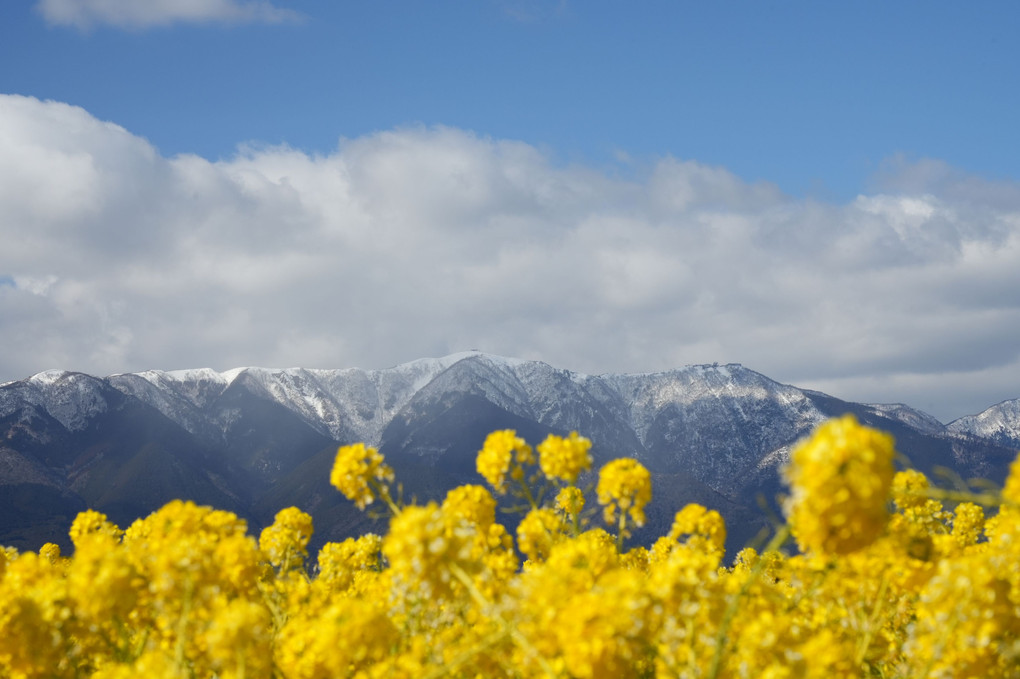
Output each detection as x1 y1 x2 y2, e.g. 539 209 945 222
537 431 592 484
2 416 1020 677
329 442 394 510
477 430 534 494
597 458 652 528
784 414 896 555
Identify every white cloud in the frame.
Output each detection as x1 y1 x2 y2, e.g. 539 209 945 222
2 94 1019 421
36 0 302 30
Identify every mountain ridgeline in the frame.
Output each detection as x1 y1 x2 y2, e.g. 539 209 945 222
1 352 1018 555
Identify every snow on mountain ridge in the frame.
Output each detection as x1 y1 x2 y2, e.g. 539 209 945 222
7 354 1020 458
866 403 946 434
0 371 110 432
101 354 514 445
948 398 1020 446
409 355 537 415
100 354 829 451
595 363 826 446
28 369 73 386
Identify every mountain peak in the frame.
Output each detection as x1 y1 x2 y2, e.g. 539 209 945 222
948 397 1020 448
28 369 74 385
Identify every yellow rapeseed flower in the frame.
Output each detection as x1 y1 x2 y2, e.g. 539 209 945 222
476 429 533 493
259 507 314 574
201 596 274 679
38 543 61 565
596 458 652 528
275 598 397 679
670 503 727 554
556 486 585 517
517 507 566 564
441 484 497 530
313 534 383 602
538 431 592 484
1003 451 1020 507
382 502 476 600
68 509 123 548
784 415 895 555
329 442 394 510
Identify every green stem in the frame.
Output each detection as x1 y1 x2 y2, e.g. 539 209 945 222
899 484 1016 510
372 479 402 516
515 465 540 510
617 510 628 553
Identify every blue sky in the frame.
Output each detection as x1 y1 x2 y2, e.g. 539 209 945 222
6 2 1018 198
1 1 1020 421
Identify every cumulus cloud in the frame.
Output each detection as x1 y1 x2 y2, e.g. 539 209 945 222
36 0 302 30
2 94 1019 421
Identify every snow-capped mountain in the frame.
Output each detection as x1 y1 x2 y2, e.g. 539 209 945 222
1 352 1017 554
97 354 833 492
948 398 1020 449
106 352 495 446
0 370 111 432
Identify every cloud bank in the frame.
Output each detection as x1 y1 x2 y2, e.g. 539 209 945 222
36 0 301 30
1 94 1019 421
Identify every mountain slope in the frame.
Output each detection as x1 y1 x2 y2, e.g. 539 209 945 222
2 352 1018 554
948 398 1020 450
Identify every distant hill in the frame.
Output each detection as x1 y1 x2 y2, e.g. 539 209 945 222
2 352 1017 555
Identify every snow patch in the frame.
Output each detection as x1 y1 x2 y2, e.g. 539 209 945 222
28 370 70 386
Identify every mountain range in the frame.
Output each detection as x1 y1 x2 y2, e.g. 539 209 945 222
2 351 1018 555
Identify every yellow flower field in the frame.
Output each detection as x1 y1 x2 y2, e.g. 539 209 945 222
2 415 1019 677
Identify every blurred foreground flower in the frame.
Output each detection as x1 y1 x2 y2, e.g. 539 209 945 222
784 414 895 555
330 442 395 510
